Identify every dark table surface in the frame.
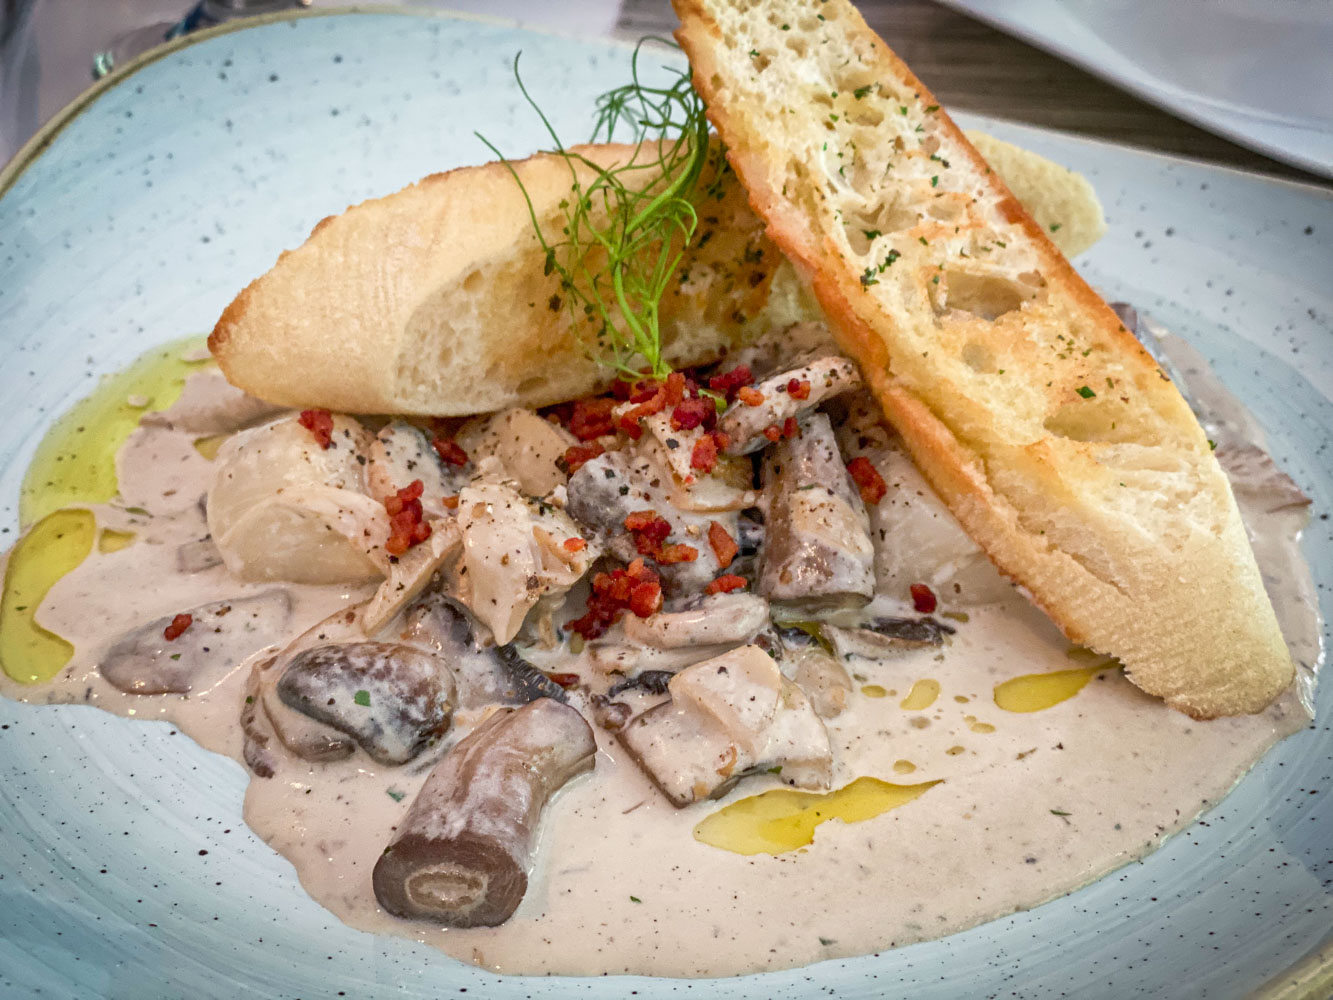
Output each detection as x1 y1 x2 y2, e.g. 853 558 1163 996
617 0 1330 188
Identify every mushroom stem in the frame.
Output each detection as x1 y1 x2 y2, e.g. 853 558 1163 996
372 698 595 927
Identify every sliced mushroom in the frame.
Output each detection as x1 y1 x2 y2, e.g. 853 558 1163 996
276 642 455 766
565 445 737 594
365 421 467 522
822 617 954 661
372 697 596 927
622 592 769 649
98 591 292 695
455 407 576 498
719 355 861 455
835 393 1011 604
361 518 462 635
618 644 832 807
401 592 567 707
758 412 874 609
455 482 600 644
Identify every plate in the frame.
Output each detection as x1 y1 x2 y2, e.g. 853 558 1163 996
0 10 1330 999
936 0 1333 179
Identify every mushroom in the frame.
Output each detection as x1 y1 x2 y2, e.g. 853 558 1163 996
565 446 738 594
622 592 769 650
770 627 854 720
618 644 832 807
455 407 577 498
372 697 596 927
98 591 292 695
820 616 955 661
365 421 466 521
401 592 568 707
719 355 861 455
276 642 456 766
835 392 1012 604
758 412 875 609
361 517 461 635
455 482 600 645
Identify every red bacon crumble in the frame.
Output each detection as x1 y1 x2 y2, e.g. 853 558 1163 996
432 437 469 467
762 418 801 444
705 574 748 595
690 432 720 473
567 558 663 639
163 613 193 641
655 543 699 564
545 672 582 689
384 479 432 556
563 537 587 553
846 456 888 505
707 364 754 402
787 378 812 400
560 441 605 476
670 395 716 431
569 396 617 441
910 583 938 614
762 425 782 443
708 521 739 569
737 386 765 407
297 409 334 449
624 510 698 566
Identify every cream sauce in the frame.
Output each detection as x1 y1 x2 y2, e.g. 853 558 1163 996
0 354 1322 979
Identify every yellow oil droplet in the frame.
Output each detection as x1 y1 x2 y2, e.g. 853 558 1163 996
97 528 136 553
693 776 941 856
1065 645 1115 666
953 694 970 703
970 720 995 734
940 610 970 624
1 509 95 683
892 760 916 774
993 665 1114 713
945 745 965 756
19 336 210 527
860 684 887 698
192 435 227 461
899 678 940 710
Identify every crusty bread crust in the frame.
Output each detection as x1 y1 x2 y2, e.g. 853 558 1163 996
210 143 782 415
674 0 1293 717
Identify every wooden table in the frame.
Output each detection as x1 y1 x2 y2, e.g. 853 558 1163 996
616 0 1328 187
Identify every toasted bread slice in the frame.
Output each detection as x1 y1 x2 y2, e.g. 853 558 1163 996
673 0 1292 717
210 143 788 415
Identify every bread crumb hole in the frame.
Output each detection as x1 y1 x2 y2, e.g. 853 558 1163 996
462 269 483 293
938 269 1033 321
961 341 997 373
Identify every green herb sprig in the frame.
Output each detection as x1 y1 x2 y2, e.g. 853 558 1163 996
477 41 711 380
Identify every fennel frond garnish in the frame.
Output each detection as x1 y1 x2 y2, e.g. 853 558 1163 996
477 42 711 380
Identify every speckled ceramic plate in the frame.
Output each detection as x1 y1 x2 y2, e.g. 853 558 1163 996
0 10 1330 999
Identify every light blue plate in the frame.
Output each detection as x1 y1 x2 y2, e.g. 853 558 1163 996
0 10 1330 999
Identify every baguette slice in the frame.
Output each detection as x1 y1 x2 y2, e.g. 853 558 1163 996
673 0 1293 717
210 143 788 414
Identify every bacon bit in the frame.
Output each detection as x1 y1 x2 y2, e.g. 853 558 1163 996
708 521 739 569
432 437 469 467
545 672 582 689
787 378 812 400
563 537 587 553
708 363 754 402
384 479 432 556
846 456 887 505
910 583 938 614
737 386 765 407
782 416 800 439
656 543 699 564
690 432 720 473
560 441 605 476
625 510 672 555
567 558 662 639
441 494 460 510
163 613 193 641
671 395 716 431
705 574 748 595
297 409 334 449
569 396 617 441
662 371 687 406
762 424 782 443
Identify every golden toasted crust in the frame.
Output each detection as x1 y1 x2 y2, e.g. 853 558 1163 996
674 0 1292 717
210 143 782 415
